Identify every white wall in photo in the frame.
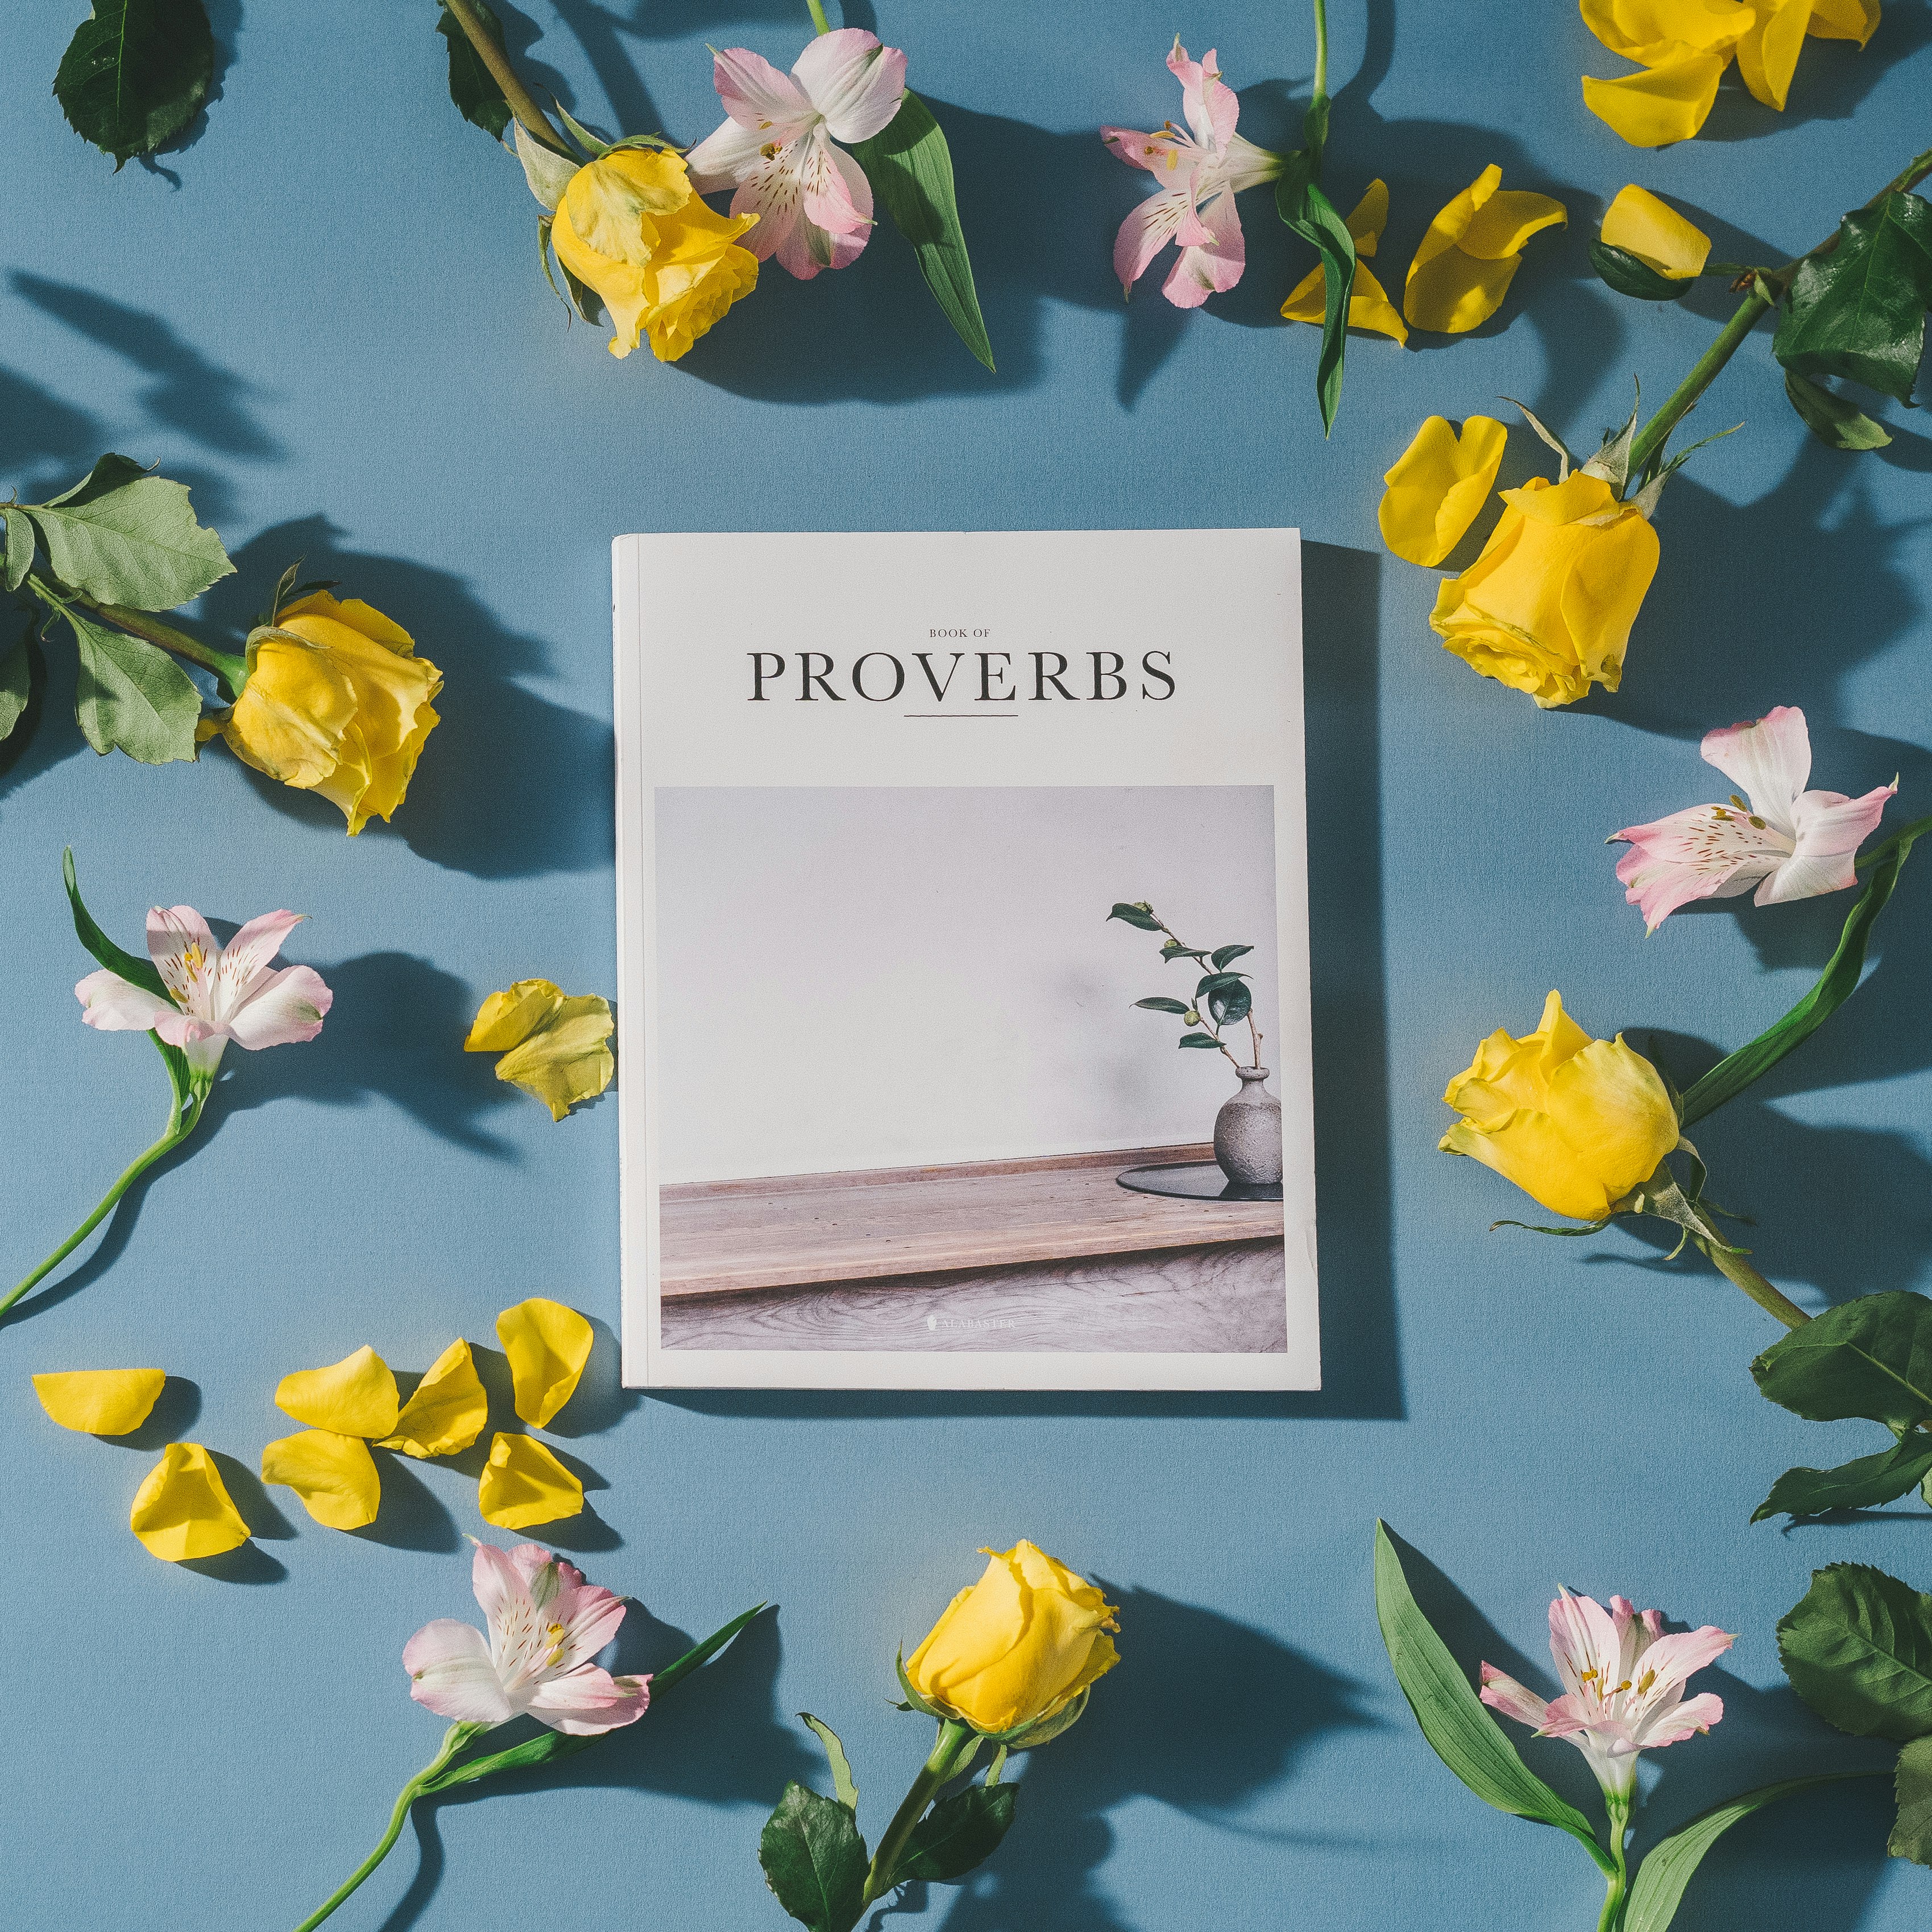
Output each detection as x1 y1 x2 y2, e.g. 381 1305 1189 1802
654 784 1278 1182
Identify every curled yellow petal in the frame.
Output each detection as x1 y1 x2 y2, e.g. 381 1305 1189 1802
497 1297 594 1427
1404 168 1565 332
478 1432 584 1529
379 1339 489 1458
32 1367 165 1435
261 1429 382 1531
1806 0 1879 42
1580 0 1753 61
467 979 615 1122
275 1345 400 1438
1582 51 1731 144
465 978 566 1054
1601 185 1711 277
129 1442 251 1561
1378 416 1509 567
1460 192 1568 260
1736 0 1813 105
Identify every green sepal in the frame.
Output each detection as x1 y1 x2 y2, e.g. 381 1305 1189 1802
1784 367 1893 450
436 0 511 139
1774 189 1932 405
758 1781 869 1932
1892 1735 1932 1864
1276 156 1357 437
893 1782 1016 1885
54 0 214 167
800 1713 859 1811
1751 1288 1932 1433
553 103 612 157
1779 1562 1932 1742
984 1685 1089 1750
1589 240 1690 302
894 1647 945 1719
1752 1435 1932 1524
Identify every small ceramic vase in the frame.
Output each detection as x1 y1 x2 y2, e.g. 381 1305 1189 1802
1214 1065 1283 1186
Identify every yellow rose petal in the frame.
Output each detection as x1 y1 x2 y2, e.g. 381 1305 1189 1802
1601 185 1712 279
466 980 615 1122
1280 181 1409 343
478 1432 584 1529
129 1442 251 1562
379 1339 489 1459
1459 191 1568 261
32 1367 166 1436
1378 416 1509 567
261 1429 382 1531
1806 0 1879 41
1582 51 1732 145
1404 168 1565 333
1580 0 1753 61
496 1298 594 1427
465 978 566 1054
275 1344 400 1438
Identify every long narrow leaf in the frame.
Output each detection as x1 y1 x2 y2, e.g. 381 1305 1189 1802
64 847 192 1109
1276 157 1357 437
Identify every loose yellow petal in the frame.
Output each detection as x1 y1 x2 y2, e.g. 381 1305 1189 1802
1378 416 1509 567
129 1442 251 1562
1580 0 1754 61
467 981 615 1121
1459 192 1569 260
1405 169 1564 332
1582 51 1731 144
1806 0 1879 41
1601 185 1712 278
379 1339 489 1458
465 979 566 1054
478 1432 583 1529
496 1298 594 1427
1736 0 1813 105
275 1345 400 1438
1404 248 1522 333
261 1429 382 1531
32 1368 165 1435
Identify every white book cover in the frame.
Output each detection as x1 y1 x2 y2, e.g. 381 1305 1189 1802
613 529 1318 1390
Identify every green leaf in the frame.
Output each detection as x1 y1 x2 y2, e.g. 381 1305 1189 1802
1210 944 1253 969
0 636 29 743
849 92 994 373
1276 161 1357 437
1753 1436 1932 1524
1197 972 1253 1026
1159 940 1208 962
1775 190 1932 405
1892 1734 1932 1863
1134 997 1191 1014
1107 902 1162 931
27 457 233 610
1178 1032 1224 1049
3 505 35 593
800 1713 859 1812
1373 1523 1614 1872
436 0 510 139
1590 240 1690 302
62 604 200 764
1678 821 1927 1125
1624 1776 1874 1932
895 1783 1017 1885
1751 1290 1932 1433
1784 367 1893 450
64 847 192 1108
759 1781 869 1932
53 0 214 165
653 1600 771 1695
1780 1562 1932 1742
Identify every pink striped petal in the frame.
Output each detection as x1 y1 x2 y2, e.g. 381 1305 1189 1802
1160 185 1244 307
405 1617 516 1726
793 28 906 144
525 1664 651 1736
1479 1664 1551 1730
1702 706 1811 829
711 46 811 135
1168 43 1238 151
685 117 766 195
218 910 304 994
1634 1689 1724 1748
222 964 331 1051
1762 781 1896 905
75 969 179 1034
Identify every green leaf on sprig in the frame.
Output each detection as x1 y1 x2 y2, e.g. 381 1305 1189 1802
1752 1435 1932 1524
1784 368 1893 450
54 0 214 167
1774 189 1932 405
801 1713 859 1812
26 455 233 611
1160 940 1208 962
850 92 994 373
1780 1562 1932 1742
1178 1032 1223 1049
64 603 201 765
437 0 511 139
0 636 30 744
1751 1290 1932 1435
1197 972 1253 1026
894 1782 1017 1885
1134 997 1191 1014
1892 1735 1932 1864
1108 902 1163 931
1276 157 1357 438
1211 944 1253 969
759 1781 869 1932
3 505 35 593
1589 240 1690 303
1373 1523 1614 1873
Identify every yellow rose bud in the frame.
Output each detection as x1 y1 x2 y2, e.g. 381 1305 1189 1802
220 591 442 835
1378 415 1508 567
552 149 760 364
1440 990 1679 1221
1429 472 1660 708
905 1541 1121 1739
1601 185 1711 279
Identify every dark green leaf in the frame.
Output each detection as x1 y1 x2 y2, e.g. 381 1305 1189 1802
64 846 192 1107
1276 161 1357 437
436 0 511 139
801 1713 859 1812
1373 1524 1613 1871
1590 240 1690 302
1785 368 1893 450
54 0 214 165
2 505 35 593
64 604 200 764
849 92 994 372
759 1781 869 1932
1210 944 1253 969
1159 940 1208 962
1753 1436 1932 1524
27 457 233 610
1678 823 1926 1125
1107 902 1162 931
1134 997 1191 1014
1892 1734 1932 1863
1624 1776 1875 1932
1752 1291 1932 1433
894 1783 1017 1884
1774 190 1932 405
1780 1563 1932 1741
1198 973 1252 1026
0 637 29 743
1178 1033 1223 1049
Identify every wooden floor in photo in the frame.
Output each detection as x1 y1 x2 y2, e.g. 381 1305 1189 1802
659 1144 1288 1353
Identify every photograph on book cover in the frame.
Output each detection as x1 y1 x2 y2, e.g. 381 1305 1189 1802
614 529 1317 1391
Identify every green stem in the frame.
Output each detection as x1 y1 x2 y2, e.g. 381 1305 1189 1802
1595 1794 1631 1932
1698 1238 1810 1331
441 0 574 153
289 1723 488 1932
1311 0 1329 107
860 1719 976 1909
82 595 250 697
0 1084 205 1321
806 0 832 32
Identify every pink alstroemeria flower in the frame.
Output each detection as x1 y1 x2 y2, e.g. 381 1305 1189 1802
1101 40 1283 308
405 1541 650 1737
76 905 331 1075
1480 1588 1733 1800
685 28 907 280
1612 706 1895 934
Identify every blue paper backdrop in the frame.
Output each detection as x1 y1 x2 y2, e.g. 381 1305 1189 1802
3 2 1930 1927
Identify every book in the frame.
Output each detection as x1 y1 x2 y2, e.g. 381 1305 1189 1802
614 529 1317 1390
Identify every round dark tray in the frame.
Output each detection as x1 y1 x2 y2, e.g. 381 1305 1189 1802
1116 1160 1282 1204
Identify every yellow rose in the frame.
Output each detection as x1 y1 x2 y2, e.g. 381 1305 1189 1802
1440 990 1679 1221
1429 472 1660 708
217 591 441 835
551 149 759 363
905 1541 1121 1740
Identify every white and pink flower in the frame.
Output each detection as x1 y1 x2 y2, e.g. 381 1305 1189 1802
1101 41 1283 308
686 28 907 280
1612 705 1894 933
76 904 331 1076
404 1541 650 1737
1479 1587 1733 1800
